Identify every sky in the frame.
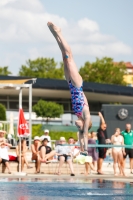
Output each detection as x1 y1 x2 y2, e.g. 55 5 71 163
0 0 133 75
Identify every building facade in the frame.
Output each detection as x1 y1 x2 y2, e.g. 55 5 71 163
123 62 133 86
0 76 133 116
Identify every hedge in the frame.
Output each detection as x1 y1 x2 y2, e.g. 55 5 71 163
32 124 77 141
0 103 6 121
32 124 98 141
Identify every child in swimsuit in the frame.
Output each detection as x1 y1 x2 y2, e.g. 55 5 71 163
111 128 126 176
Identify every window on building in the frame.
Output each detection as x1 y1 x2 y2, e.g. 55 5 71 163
22 102 29 110
61 103 70 111
0 96 7 100
127 69 133 74
9 102 19 110
9 96 19 100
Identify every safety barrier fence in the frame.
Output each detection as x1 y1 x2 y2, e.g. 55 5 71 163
10 139 133 149
61 144 133 148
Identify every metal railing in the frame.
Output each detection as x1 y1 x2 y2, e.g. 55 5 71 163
10 138 133 149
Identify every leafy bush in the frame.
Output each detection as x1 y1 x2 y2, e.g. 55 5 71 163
33 100 64 122
32 124 77 141
0 103 6 120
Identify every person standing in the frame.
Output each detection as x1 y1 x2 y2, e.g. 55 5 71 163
111 128 126 176
88 132 98 170
40 129 51 148
121 124 133 174
97 112 110 174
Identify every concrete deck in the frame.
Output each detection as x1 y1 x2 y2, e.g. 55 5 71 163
0 174 132 184
0 162 133 183
0 149 132 183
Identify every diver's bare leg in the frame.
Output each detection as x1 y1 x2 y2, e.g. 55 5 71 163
47 31 70 81
47 22 82 87
78 131 84 151
78 131 88 152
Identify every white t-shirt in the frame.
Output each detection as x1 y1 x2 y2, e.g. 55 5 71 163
0 146 9 160
40 135 51 147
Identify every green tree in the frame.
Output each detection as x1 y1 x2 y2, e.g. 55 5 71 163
0 103 6 120
0 66 12 75
33 100 64 123
18 58 64 79
79 57 127 85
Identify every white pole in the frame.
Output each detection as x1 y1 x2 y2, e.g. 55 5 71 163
29 84 32 149
14 87 26 176
19 137 21 172
19 88 22 172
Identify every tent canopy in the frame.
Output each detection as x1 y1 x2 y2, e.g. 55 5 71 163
0 79 31 85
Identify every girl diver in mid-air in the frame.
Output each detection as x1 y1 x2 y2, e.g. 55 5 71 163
47 22 92 154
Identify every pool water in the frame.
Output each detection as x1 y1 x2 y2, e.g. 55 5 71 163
0 178 133 200
104 155 129 163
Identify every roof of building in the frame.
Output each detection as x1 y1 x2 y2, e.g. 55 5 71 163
0 75 133 96
125 62 133 69
0 79 32 84
114 62 133 69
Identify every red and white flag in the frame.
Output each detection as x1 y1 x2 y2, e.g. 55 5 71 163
17 108 30 137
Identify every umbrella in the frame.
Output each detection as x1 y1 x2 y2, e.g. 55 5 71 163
17 108 30 173
17 108 29 137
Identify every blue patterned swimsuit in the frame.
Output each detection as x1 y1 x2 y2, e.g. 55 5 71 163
68 80 85 117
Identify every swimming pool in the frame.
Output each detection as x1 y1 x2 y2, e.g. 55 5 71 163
0 178 133 200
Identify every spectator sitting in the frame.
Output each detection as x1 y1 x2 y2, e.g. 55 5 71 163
55 137 75 176
73 133 96 175
85 156 96 176
40 129 51 147
68 137 75 154
73 140 80 158
0 130 6 144
16 139 32 172
73 153 95 175
31 136 41 174
38 138 53 163
0 141 12 174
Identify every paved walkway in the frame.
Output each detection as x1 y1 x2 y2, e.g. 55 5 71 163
5 149 133 183
0 162 133 183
